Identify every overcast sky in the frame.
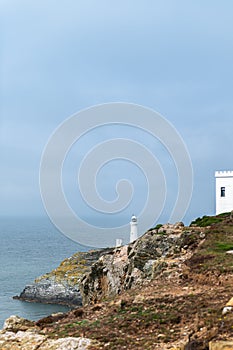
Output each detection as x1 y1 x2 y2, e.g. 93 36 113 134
1 1 233 227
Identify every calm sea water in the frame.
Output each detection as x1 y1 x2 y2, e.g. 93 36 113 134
0 217 87 328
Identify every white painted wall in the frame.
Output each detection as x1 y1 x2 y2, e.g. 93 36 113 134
215 171 233 214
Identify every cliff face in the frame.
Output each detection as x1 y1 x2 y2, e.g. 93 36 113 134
14 223 203 307
79 223 203 305
14 248 113 306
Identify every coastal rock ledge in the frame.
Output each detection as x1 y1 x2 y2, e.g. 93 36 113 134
14 248 113 306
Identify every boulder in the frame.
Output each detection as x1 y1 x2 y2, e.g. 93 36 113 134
3 316 35 332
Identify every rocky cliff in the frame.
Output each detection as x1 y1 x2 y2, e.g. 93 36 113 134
80 222 203 305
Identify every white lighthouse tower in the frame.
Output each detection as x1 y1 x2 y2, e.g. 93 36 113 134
130 215 138 243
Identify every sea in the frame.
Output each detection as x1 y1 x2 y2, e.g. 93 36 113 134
0 217 88 328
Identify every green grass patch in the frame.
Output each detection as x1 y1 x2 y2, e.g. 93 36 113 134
155 224 163 230
190 215 224 227
148 224 163 231
215 242 233 252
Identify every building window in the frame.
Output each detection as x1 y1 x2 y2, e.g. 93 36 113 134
221 187 225 197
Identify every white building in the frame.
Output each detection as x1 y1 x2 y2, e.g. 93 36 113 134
215 171 233 215
115 238 123 247
130 215 138 243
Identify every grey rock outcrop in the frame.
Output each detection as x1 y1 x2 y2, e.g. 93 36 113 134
14 278 82 306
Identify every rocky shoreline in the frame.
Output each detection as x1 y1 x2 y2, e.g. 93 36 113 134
13 248 113 306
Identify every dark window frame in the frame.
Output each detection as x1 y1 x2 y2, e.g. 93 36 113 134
221 187 225 197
